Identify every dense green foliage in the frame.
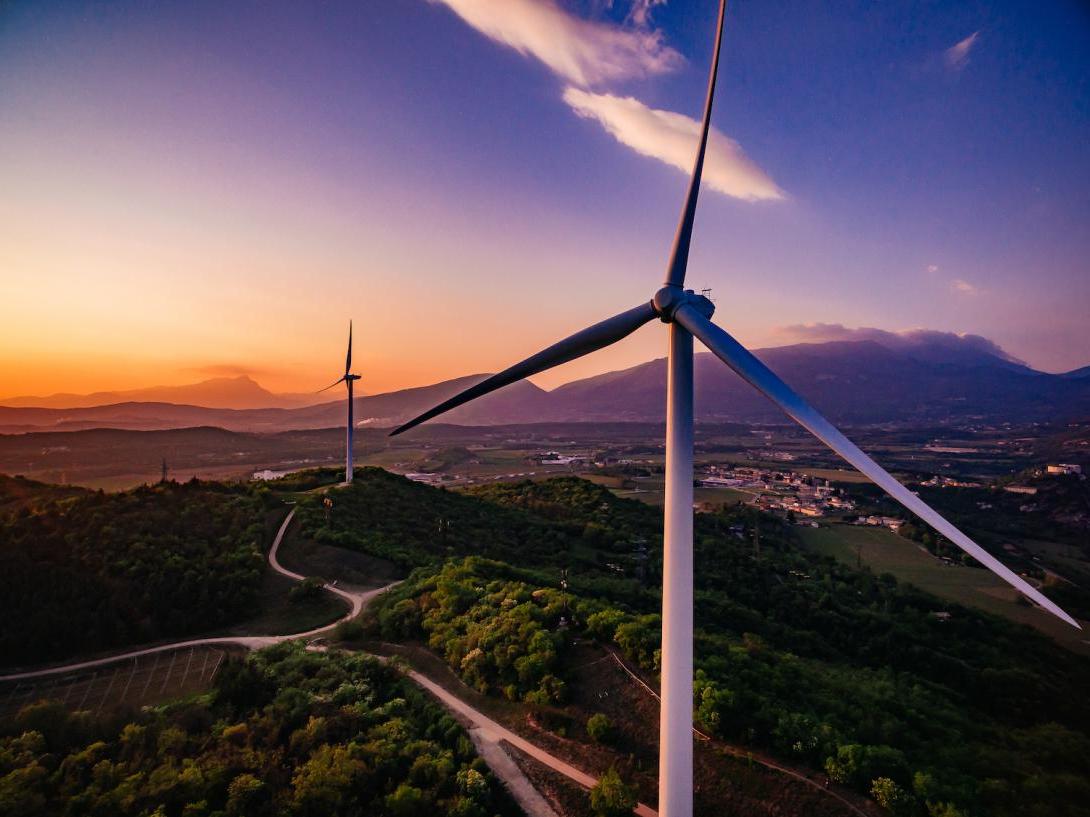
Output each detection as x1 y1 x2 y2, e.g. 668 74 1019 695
589 767 636 817
0 644 518 817
0 478 267 665
585 713 613 745
295 468 642 572
362 473 1090 817
378 560 570 704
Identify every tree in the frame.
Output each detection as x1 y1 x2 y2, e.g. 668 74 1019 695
586 713 614 745
589 767 637 817
290 577 324 603
385 783 428 816
226 774 267 816
871 777 914 815
291 744 365 815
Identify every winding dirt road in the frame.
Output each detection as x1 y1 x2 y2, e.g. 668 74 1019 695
0 508 388 682
0 499 867 817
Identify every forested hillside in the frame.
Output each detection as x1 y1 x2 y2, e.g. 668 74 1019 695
0 477 268 666
294 468 641 572
304 471 1090 817
0 644 519 817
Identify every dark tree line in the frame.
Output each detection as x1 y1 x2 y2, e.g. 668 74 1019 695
0 478 267 665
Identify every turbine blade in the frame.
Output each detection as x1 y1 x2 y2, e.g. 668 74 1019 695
346 321 353 375
674 303 1082 629
317 375 346 394
664 0 727 289
391 301 658 436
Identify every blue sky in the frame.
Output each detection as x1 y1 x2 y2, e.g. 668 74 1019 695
0 0 1087 395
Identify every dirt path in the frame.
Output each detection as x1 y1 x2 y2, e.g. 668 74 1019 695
408 669 657 817
605 649 874 817
469 729 561 817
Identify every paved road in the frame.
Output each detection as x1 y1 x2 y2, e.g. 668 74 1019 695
0 507 393 683
408 669 657 817
469 728 561 817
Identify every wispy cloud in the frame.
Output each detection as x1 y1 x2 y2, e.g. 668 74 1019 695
563 88 785 201
625 0 667 27
950 278 980 295
429 0 682 87
926 263 940 273
429 0 784 202
944 31 980 71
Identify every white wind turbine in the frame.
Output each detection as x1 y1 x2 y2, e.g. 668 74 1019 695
390 3 1080 815
319 321 361 485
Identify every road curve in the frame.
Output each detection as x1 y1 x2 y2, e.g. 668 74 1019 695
0 507 394 683
407 669 658 817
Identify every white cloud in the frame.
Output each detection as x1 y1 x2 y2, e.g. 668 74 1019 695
926 264 939 273
429 1 784 203
950 278 979 295
429 0 682 87
625 0 667 27
563 87 785 201
944 31 980 71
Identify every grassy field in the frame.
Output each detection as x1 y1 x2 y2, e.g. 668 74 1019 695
275 520 403 591
0 645 239 720
609 474 753 507
792 467 874 484
221 570 347 637
798 524 1090 654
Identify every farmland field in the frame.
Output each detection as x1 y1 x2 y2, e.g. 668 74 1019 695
798 523 1090 654
0 645 239 720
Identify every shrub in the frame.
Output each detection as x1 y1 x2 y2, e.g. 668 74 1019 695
589 767 637 817
586 713 614 744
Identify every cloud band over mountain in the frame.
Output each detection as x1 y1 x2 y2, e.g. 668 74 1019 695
776 323 1024 364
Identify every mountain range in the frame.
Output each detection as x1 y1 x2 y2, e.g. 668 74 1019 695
0 376 316 411
2 336 1088 433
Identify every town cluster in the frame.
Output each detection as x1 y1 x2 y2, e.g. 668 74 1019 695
697 465 858 521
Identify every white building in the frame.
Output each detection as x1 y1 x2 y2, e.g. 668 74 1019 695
1047 463 1082 476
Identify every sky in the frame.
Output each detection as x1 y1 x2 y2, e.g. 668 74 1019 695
1 0 1088 398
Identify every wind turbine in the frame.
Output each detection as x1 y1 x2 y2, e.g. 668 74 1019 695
390 2 1080 815
319 322 362 485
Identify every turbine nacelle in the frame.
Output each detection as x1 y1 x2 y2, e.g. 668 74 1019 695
653 286 714 323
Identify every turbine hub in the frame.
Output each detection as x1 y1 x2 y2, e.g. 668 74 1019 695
652 286 714 322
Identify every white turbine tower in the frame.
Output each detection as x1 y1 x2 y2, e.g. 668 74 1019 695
319 322 361 485
391 3 1081 815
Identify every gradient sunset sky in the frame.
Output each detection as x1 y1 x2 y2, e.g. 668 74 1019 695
1 0 1088 398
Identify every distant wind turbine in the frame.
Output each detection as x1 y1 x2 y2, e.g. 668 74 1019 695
390 3 1080 815
319 322 361 484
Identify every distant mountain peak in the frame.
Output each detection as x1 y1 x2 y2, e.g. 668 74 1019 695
0 375 318 411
